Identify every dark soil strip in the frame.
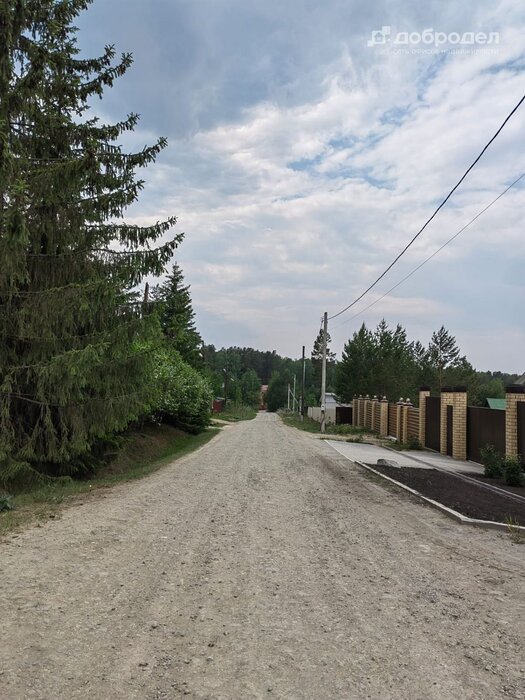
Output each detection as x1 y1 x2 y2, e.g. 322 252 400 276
460 473 525 498
369 465 525 526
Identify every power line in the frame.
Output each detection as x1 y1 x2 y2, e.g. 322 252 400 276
332 172 525 328
328 91 525 321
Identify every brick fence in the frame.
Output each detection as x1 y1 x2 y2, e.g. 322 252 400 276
351 386 524 463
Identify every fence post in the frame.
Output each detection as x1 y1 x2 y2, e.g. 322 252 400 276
352 396 358 426
402 400 413 444
418 387 431 446
379 397 389 436
505 385 525 458
371 396 378 432
396 399 404 442
440 387 467 460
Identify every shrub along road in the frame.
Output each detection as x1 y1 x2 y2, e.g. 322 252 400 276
1 413 524 699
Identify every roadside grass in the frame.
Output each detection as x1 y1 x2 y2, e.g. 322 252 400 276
218 404 258 422
279 411 370 437
0 423 219 538
505 515 525 544
386 436 423 451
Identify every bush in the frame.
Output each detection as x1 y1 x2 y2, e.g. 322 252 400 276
406 435 422 450
152 346 213 434
480 445 503 479
503 456 524 487
0 494 13 512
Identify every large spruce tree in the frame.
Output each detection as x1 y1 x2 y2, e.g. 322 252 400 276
0 1 181 480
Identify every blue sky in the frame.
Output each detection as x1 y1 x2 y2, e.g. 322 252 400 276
77 0 525 372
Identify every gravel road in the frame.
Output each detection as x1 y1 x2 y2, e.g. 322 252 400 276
1 413 524 700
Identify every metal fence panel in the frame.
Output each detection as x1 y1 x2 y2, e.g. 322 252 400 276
425 396 440 451
467 406 505 464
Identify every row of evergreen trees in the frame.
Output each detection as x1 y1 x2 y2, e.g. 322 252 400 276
0 1 211 487
333 321 517 407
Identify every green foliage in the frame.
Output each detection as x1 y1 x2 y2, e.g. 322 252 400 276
0 493 13 512
240 369 261 407
311 327 336 395
470 378 505 407
0 1 180 481
503 456 524 487
389 436 422 451
480 445 503 479
152 345 212 434
219 403 257 422
151 264 203 370
336 320 417 402
266 370 289 412
336 320 480 402
203 345 317 412
0 459 47 492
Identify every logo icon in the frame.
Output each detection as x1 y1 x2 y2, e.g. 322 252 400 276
367 26 391 47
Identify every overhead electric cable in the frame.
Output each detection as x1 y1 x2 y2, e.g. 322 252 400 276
332 172 525 328
328 92 525 321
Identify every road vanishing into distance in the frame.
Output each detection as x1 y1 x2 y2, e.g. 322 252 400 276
1 413 524 699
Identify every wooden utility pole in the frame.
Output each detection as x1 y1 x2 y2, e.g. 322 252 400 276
293 375 297 413
320 312 328 433
300 345 306 421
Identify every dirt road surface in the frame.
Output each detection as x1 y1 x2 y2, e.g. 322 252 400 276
1 413 524 699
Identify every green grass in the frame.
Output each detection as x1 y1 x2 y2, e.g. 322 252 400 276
217 404 258 422
280 412 370 436
0 424 219 538
386 436 423 451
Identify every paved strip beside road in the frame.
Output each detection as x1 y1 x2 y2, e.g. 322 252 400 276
1 413 524 699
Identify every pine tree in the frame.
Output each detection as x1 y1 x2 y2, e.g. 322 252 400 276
311 327 336 394
427 326 461 390
335 323 375 401
151 263 203 369
0 1 181 481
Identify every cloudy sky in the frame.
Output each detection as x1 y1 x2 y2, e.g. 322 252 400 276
77 0 525 372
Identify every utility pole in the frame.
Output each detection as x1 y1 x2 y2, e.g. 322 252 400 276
287 383 291 411
293 374 297 413
320 311 328 433
300 345 306 421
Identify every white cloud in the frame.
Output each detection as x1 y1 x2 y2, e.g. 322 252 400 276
78 0 525 371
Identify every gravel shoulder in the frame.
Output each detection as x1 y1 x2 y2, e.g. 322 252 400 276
1 413 524 700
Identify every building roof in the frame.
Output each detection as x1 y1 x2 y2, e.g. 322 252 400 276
515 373 525 386
485 398 506 410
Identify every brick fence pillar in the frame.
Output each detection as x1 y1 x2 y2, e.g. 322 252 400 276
372 396 379 432
418 387 431 446
357 396 364 426
379 397 388 436
402 401 413 444
364 395 371 429
396 400 404 442
505 385 525 458
440 387 467 460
